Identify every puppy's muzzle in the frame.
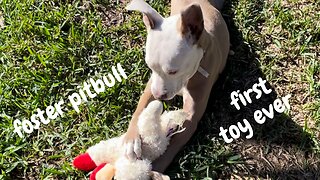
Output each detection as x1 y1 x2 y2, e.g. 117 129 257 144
154 93 168 100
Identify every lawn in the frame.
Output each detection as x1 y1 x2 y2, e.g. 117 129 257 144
0 0 319 179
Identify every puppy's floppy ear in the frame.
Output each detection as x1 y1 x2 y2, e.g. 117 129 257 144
149 171 170 180
126 0 163 29
179 3 204 43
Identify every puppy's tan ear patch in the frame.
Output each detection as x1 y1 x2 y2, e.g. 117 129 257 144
143 13 155 29
179 4 204 43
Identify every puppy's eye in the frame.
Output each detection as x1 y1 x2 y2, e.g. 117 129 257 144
167 70 178 75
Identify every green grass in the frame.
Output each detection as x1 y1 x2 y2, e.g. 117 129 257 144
0 0 319 179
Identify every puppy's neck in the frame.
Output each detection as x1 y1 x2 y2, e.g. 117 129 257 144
196 30 212 78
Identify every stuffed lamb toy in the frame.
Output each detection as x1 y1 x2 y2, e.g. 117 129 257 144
73 100 187 180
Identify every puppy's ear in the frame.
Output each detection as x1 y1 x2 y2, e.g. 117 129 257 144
179 4 204 43
126 0 163 30
143 13 155 29
150 171 170 180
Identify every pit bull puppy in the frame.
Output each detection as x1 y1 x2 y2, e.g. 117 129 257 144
124 0 229 172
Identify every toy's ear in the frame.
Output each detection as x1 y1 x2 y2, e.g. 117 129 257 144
150 171 170 180
95 164 115 180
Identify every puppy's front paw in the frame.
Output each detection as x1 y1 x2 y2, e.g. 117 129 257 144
123 128 142 160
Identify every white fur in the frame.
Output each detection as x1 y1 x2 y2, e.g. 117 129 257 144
87 136 124 165
114 157 151 180
86 100 187 179
137 100 168 161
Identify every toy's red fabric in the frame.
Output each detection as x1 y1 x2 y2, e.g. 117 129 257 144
89 163 107 180
73 153 97 171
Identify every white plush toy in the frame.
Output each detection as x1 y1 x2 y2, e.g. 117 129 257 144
73 100 187 180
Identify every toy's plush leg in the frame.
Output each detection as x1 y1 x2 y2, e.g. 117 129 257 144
73 138 120 171
137 100 163 144
137 101 171 161
73 153 97 171
89 163 106 180
89 163 115 180
94 164 115 180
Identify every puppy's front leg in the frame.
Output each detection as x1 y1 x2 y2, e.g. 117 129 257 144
152 83 211 172
123 79 155 159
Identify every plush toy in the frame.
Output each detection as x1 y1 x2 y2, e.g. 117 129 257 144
73 100 187 180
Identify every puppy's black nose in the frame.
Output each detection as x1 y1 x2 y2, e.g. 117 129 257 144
158 93 167 100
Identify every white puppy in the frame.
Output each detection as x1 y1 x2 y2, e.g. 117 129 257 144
124 0 230 172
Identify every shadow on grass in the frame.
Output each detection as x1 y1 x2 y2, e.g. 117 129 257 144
166 0 319 179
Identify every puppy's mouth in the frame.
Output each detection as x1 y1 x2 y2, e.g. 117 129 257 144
154 92 175 101
151 79 185 100
163 93 176 101
161 84 186 100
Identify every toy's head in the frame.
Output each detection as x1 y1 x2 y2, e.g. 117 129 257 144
160 109 188 136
